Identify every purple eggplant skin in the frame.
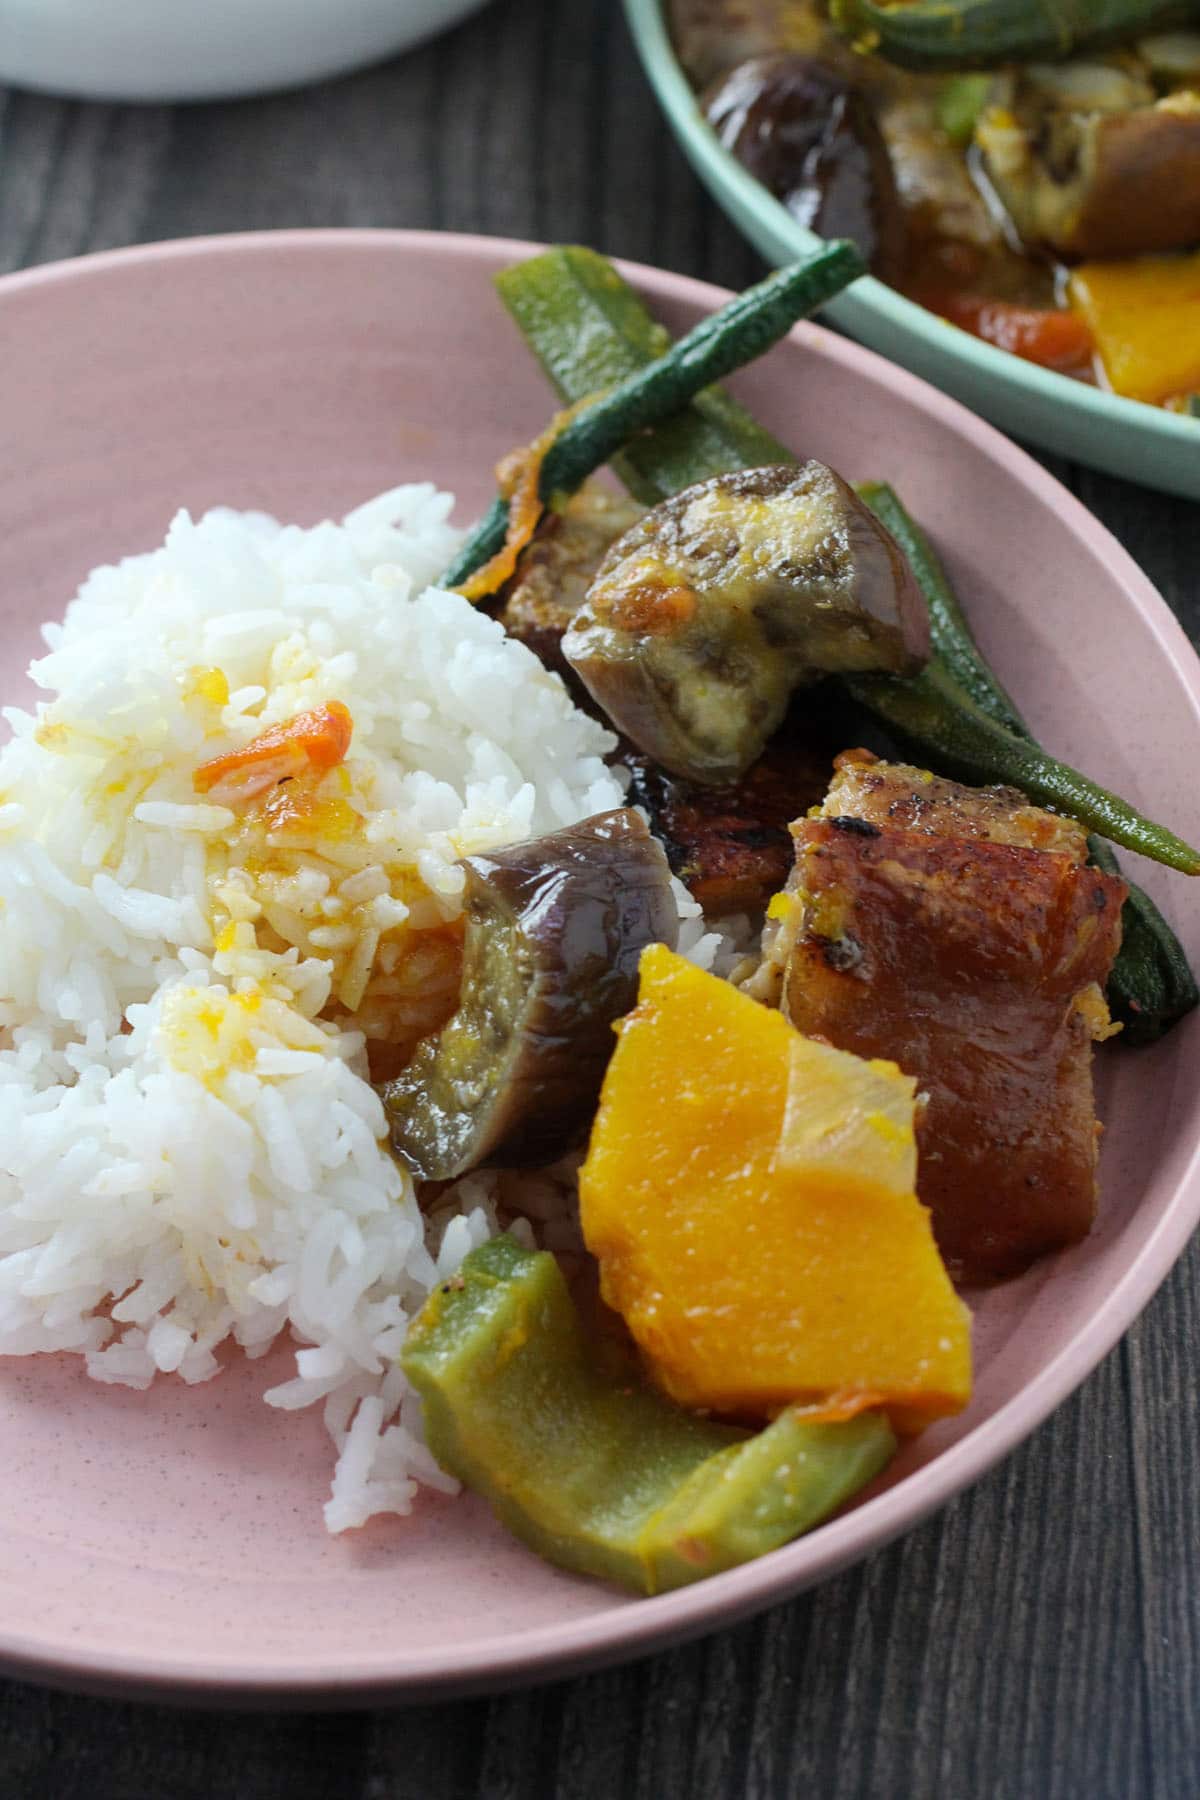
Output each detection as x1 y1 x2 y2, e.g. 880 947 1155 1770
704 56 908 283
562 463 930 788
381 810 678 1181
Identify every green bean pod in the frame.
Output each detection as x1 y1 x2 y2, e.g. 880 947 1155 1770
495 246 792 505
440 241 865 590
829 0 1200 71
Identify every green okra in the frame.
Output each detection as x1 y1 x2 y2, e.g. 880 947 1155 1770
829 0 1199 73
495 246 792 504
845 658 1200 873
440 241 865 591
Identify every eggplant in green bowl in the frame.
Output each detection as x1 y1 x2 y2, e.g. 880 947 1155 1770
624 0 1200 498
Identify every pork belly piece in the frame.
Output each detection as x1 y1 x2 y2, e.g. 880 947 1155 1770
781 755 1126 1283
627 736 832 916
497 485 644 683
823 747 1090 858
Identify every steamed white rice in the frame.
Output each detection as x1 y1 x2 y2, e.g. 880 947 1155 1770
0 484 720 1531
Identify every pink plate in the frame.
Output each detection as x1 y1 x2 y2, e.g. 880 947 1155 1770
1 230 1198 1704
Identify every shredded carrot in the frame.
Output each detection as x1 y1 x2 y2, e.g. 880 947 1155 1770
456 403 585 604
193 701 353 806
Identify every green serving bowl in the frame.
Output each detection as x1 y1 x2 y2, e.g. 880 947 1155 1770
625 0 1200 499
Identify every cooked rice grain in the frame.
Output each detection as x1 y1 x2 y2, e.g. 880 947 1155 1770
0 486 632 1529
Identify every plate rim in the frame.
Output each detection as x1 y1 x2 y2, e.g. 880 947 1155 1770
2 225 1199 1705
622 0 1200 472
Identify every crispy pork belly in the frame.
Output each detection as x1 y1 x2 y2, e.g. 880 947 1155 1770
627 736 832 916
823 747 1090 858
781 753 1126 1282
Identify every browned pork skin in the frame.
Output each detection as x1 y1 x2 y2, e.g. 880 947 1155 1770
780 751 1127 1283
626 734 832 916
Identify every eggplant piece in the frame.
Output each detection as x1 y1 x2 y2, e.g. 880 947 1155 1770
562 464 929 788
497 484 645 686
381 810 677 1180
978 71 1200 257
704 55 908 281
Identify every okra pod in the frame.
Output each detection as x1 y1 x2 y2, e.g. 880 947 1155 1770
440 241 865 590
495 246 792 504
854 480 1025 734
846 659 1200 873
829 0 1199 73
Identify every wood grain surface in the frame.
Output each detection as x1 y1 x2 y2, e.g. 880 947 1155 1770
1 2 1198 1794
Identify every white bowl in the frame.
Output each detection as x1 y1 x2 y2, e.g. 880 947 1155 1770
0 0 494 103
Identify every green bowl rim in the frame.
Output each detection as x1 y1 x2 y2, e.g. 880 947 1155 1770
624 0 1200 455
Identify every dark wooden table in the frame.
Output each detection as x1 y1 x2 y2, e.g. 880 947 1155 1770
2 3 1198 1794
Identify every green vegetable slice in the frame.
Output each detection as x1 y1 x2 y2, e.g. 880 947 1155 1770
495 246 792 504
829 0 1199 73
401 1236 895 1595
440 240 865 592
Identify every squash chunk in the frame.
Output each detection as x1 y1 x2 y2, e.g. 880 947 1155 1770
1069 252 1200 405
579 945 971 1433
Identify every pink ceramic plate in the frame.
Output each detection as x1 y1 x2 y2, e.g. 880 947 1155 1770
2 231 1198 1705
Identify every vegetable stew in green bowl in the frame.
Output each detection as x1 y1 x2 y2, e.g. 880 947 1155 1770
624 0 1200 497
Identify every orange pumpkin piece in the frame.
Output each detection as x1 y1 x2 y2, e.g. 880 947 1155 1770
578 945 971 1434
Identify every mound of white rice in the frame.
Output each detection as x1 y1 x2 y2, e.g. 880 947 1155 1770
0 485 718 1531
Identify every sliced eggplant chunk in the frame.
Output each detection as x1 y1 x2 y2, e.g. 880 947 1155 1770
382 810 677 1180
562 464 929 787
704 55 908 280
